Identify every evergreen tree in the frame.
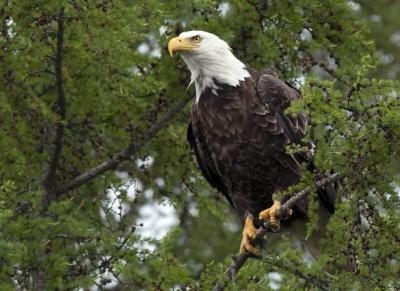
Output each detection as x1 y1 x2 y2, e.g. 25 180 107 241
0 0 398 289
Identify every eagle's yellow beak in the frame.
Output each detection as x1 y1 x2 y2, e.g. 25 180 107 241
168 37 198 56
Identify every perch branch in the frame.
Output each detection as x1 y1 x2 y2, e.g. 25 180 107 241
54 95 193 196
215 173 340 291
42 8 66 206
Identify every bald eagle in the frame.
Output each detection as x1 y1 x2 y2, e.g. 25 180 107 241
168 31 335 256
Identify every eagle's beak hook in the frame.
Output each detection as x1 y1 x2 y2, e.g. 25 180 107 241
168 37 197 57
168 37 180 57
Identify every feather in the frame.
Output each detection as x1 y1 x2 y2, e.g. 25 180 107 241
188 69 336 220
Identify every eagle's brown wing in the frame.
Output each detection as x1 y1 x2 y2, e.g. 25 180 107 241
255 71 307 141
250 69 309 176
252 69 335 213
187 121 234 207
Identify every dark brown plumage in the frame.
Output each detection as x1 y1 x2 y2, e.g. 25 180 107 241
187 69 335 225
169 30 336 256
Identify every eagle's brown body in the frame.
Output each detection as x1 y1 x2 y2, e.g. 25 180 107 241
188 69 334 224
169 30 335 256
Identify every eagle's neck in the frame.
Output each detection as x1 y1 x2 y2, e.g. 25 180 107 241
181 51 250 102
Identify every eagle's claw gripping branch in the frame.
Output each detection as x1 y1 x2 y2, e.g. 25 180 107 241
214 173 340 291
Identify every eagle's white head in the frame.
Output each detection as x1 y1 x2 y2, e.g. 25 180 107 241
168 30 250 102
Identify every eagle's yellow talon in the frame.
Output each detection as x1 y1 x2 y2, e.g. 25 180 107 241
259 200 285 226
239 216 259 255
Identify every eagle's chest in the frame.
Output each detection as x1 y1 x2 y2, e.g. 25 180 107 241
191 83 273 166
194 95 247 136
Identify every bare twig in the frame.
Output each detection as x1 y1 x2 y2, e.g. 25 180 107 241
42 8 66 206
214 173 340 291
263 256 331 291
54 95 193 195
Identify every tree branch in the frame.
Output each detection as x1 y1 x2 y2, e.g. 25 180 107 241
214 173 340 291
54 95 193 195
263 255 331 290
42 8 66 206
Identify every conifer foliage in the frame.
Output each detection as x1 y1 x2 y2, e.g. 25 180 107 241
0 0 399 289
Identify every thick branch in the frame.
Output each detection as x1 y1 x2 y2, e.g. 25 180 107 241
42 8 66 205
54 95 193 195
215 173 340 291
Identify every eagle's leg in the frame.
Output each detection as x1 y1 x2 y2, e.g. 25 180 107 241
259 200 292 227
239 215 259 255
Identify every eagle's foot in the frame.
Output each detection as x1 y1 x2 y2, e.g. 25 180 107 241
259 200 292 230
239 215 260 255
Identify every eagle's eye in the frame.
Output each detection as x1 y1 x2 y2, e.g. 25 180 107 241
191 35 201 43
